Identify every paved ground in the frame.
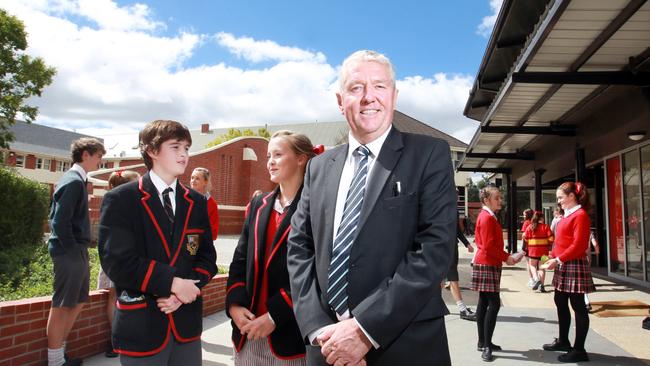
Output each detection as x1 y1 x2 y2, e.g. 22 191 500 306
85 237 650 365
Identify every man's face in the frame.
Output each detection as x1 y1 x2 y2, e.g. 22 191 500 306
337 60 397 144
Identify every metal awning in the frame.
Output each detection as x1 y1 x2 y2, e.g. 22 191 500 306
460 0 650 173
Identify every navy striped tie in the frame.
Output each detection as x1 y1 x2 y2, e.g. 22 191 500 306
162 187 174 225
327 145 371 316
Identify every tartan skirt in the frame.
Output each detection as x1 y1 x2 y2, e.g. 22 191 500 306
470 264 502 293
552 257 596 294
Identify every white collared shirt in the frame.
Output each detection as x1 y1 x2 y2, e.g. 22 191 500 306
563 204 581 218
332 126 392 238
149 170 178 214
70 163 87 182
482 205 497 218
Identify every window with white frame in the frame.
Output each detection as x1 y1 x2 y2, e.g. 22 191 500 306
15 155 25 168
36 158 51 170
57 161 70 172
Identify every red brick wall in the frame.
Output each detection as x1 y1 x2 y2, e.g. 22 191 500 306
0 275 228 366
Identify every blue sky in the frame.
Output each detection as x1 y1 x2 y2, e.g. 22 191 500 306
2 0 502 154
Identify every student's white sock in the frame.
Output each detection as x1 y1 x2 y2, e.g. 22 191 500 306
48 347 65 366
584 294 590 305
457 300 468 312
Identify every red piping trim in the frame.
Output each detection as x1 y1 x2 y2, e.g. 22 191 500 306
115 301 146 310
279 288 293 308
185 228 204 234
170 183 194 266
114 324 171 357
139 177 171 259
227 282 245 295
193 267 211 278
169 314 202 343
267 336 306 360
250 191 274 313
265 226 291 271
140 260 155 292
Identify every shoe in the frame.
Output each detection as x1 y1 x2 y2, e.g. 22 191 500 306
543 338 571 352
444 281 451 290
558 349 589 362
477 342 502 351
63 358 83 366
643 317 650 330
527 279 535 288
532 280 542 291
537 285 546 293
586 303 592 312
105 349 118 358
460 308 477 321
481 347 494 362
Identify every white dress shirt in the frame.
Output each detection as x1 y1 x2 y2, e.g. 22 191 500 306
70 163 87 182
149 170 178 214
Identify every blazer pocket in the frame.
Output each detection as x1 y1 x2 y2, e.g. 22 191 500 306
381 192 417 209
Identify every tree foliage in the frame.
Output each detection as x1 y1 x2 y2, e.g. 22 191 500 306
206 127 271 148
0 8 56 149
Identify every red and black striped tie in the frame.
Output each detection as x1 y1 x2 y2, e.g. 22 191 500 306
162 187 174 225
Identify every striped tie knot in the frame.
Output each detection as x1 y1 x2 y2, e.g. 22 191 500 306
356 145 370 158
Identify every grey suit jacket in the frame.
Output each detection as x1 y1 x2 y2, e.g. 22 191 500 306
288 127 456 364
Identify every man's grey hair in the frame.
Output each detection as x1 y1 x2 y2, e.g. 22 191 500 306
339 50 396 90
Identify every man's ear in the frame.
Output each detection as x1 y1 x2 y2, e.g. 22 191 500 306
336 93 344 114
80 150 90 162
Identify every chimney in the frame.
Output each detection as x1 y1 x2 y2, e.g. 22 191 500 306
201 123 210 134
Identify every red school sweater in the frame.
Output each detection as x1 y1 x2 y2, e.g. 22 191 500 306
551 208 591 262
474 209 510 266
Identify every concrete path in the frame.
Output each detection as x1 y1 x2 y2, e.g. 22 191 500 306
84 237 650 365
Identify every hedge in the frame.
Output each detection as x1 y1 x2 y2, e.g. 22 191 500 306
0 168 49 288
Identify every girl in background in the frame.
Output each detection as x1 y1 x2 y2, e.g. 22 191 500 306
190 167 219 240
542 182 595 363
522 211 554 293
471 185 519 362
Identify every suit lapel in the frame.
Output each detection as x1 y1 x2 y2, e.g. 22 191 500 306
358 127 404 230
139 174 173 260
323 146 347 265
249 190 275 312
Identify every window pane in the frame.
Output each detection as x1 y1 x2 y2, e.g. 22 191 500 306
622 150 643 280
607 156 625 274
641 145 650 282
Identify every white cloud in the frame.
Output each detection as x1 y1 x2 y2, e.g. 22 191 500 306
216 32 326 63
477 0 503 38
1 0 477 149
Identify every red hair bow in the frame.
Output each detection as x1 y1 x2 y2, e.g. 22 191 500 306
312 144 325 155
115 170 123 177
575 182 583 195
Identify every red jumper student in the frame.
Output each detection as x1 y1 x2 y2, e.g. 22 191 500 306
471 185 519 362
542 182 595 363
522 211 554 293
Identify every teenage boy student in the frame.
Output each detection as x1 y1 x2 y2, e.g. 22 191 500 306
47 137 105 366
98 120 217 365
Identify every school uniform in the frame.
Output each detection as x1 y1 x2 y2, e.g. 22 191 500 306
98 172 217 360
524 223 553 259
551 206 595 294
226 188 306 364
471 207 509 293
206 195 219 241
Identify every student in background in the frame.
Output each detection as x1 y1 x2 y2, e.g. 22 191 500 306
522 211 554 293
190 167 219 240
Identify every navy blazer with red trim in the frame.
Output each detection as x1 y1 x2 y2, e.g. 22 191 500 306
226 187 305 359
98 173 217 356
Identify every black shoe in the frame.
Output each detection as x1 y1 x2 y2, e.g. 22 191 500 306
543 338 571 352
532 280 542 291
558 349 589 363
481 347 494 362
105 349 118 358
586 303 592 312
460 308 477 321
643 317 650 330
537 285 546 293
477 342 502 351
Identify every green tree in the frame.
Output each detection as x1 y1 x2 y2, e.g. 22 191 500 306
206 127 271 147
0 8 56 149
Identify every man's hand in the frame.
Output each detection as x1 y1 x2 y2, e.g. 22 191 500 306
156 294 182 314
240 312 275 340
319 319 371 365
229 304 255 331
171 277 200 304
467 245 474 253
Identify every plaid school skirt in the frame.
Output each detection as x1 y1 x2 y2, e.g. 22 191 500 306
552 257 596 294
470 264 502 293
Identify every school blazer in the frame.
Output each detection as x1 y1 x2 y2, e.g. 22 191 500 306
98 173 217 357
226 187 305 359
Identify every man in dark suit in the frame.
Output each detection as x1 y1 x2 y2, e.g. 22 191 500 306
287 50 456 366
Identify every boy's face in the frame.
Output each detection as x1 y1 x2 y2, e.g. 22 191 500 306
149 139 190 178
81 151 103 173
